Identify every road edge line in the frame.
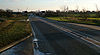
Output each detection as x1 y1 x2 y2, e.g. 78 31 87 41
39 18 100 48
0 33 32 53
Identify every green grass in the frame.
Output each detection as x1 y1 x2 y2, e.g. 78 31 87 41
88 18 100 20
0 21 31 48
0 16 31 48
47 17 69 21
46 17 100 26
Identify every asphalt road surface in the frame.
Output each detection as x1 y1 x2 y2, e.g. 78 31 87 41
0 15 100 55
58 22 100 42
0 37 33 55
30 15 100 55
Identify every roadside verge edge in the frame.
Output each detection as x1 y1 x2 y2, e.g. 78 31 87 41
0 33 32 53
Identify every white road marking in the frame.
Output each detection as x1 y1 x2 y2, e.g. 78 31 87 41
39 18 100 48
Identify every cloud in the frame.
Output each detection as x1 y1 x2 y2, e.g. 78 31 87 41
4 0 27 2
4 0 20 2
56 0 67 1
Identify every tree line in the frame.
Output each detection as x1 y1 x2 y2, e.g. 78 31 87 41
0 9 13 17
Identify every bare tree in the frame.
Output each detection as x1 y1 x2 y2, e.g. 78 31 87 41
60 5 69 20
96 4 99 12
75 5 79 12
72 6 79 20
95 4 100 18
81 8 89 21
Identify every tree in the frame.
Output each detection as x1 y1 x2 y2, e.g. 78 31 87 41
60 5 69 20
6 9 13 17
0 9 6 17
81 8 89 21
95 4 100 18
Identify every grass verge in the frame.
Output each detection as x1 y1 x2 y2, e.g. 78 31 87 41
4 16 28 20
0 20 31 49
46 17 100 26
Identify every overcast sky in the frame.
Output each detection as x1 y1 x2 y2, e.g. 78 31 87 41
0 0 100 11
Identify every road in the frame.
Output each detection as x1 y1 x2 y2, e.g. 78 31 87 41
57 22 100 42
29 15 100 55
0 37 33 55
0 15 100 55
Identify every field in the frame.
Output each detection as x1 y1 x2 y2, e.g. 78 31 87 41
0 16 31 48
5 16 28 20
46 17 100 26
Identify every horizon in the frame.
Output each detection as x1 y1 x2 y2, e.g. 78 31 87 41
0 0 100 12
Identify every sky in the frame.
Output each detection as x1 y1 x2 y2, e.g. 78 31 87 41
0 0 100 11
